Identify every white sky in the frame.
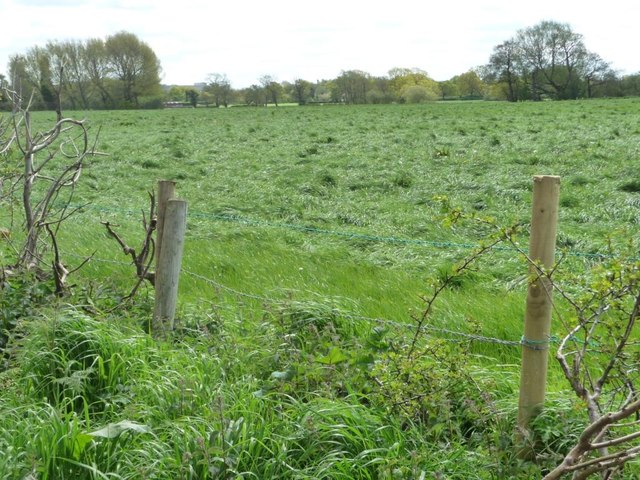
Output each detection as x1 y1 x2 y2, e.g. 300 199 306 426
1 0 639 88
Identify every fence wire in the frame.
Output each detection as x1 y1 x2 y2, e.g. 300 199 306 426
43 199 627 351
67 202 622 260
61 249 523 347
64 249 526 349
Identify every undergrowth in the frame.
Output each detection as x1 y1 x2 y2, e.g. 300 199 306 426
3 100 640 477
0 290 592 479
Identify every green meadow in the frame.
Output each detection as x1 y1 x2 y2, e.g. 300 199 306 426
1 99 639 478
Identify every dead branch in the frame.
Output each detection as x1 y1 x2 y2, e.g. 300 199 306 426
543 397 640 479
101 190 157 298
45 223 68 296
1 71 100 291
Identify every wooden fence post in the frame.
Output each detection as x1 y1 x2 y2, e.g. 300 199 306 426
518 175 561 435
152 199 187 338
156 180 177 274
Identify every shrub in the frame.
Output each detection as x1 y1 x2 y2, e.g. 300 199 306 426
1 274 55 360
370 339 495 441
401 85 438 104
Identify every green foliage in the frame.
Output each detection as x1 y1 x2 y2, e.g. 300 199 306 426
18 312 150 412
1 274 55 357
3 100 640 477
371 340 495 441
8 32 162 110
402 85 438 103
527 398 585 463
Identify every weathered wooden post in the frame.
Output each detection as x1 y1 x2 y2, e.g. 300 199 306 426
518 175 560 436
152 198 187 338
155 180 177 273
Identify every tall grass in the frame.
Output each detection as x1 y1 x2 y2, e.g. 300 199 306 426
2 99 640 477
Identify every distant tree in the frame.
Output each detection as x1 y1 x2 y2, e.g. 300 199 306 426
83 38 115 108
582 52 614 98
46 40 92 109
104 31 162 107
35 48 58 111
259 75 282 106
185 89 199 107
438 80 459 100
485 20 616 101
205 73 232 107
487 40 522 101
8 54 38 101
292 78 312 105
365 76 394 104
313 80 333 103
452 70 485 98
167 86 187 101
6 33 163 109
620 73 640 96
388 67 439 103
517 21 587 100
0 74 7 109
402 85 437 103
243 84 263 106
334 70 370 104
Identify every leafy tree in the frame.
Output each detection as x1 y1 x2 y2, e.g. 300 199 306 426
388 68 438 102
437 80 459 100
485 21 614 101
487 40 522 101
620 73 640 96
402 85 437 103
242 84 263 106
8 54 38 102
0 74 6 108
452 70 485 98
35 48 58 111
364 76 393 104
517 21 587 100
259 75 282 106
185 89 199 107
46 40 92 109
312 80 333 103
291 78 312 105
83 38 115 108
205 73 232 107
582 52 615 98
334 70 370 104
105 31 162 107
167 86 187 101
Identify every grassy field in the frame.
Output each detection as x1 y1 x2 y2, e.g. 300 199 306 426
1 99 639 478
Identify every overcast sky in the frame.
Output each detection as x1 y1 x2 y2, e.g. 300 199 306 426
1 0 639 88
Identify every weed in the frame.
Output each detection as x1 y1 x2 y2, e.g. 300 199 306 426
392 171 413 188
18 312 149 413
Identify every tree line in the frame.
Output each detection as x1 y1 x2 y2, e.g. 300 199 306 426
2 21 640 111
0 31 162 110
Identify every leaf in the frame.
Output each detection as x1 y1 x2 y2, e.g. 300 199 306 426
270 366 296 381
72 433 94 460
88 420 151 439
316 347 348 365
